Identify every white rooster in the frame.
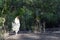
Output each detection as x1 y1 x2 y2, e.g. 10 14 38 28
12 16 20 35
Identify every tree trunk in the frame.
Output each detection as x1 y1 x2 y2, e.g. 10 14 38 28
43 21 45 32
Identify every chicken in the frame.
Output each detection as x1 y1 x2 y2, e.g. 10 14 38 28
12 16 20 35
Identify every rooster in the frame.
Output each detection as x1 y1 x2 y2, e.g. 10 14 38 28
12 16 20 35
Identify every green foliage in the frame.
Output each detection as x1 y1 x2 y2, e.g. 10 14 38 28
0 0 60 31
0 17 5 26
0 0 3 7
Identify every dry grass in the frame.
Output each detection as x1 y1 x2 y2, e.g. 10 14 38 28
0 30 5 40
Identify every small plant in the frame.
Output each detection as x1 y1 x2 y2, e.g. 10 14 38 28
0 17 5 40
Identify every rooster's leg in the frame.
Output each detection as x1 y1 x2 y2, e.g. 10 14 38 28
15 30 18 35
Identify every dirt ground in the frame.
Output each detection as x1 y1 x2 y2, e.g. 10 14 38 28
3 31 60 40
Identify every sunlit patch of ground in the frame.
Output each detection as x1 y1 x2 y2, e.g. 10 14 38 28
4 32 40 40
52 31 60 33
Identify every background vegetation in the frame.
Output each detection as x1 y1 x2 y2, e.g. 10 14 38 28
0 0 60 33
